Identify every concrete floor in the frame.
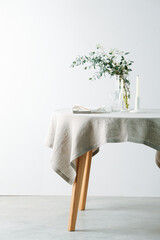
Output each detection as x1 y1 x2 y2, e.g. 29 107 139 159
0 196 160 240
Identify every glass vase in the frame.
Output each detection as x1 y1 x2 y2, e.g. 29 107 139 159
110 75 130 112
119 75 130 111
110 75 120 112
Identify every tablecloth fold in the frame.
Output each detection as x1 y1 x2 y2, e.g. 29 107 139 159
45 109 160 184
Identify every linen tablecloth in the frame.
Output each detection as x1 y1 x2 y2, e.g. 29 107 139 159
45 109 160 184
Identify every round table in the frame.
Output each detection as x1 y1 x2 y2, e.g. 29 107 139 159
45 109 160 231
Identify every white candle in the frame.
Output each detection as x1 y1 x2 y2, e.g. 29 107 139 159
135 75 140 111
136 75 140 98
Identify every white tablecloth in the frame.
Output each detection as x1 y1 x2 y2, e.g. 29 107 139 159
45 109 160 184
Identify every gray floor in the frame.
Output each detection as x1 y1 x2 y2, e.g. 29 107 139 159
0 196 160 240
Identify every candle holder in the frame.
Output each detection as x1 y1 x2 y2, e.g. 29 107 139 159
130 75 141 113
134 97 140 112
130 97 141 113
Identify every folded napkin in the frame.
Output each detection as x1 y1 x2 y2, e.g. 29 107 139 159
72 105 110 113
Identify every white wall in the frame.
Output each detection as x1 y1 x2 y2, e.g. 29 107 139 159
0 0 160 196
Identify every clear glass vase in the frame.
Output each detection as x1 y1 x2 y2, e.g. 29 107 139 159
119 75 130 111
110 75 120 112
110 75 130 112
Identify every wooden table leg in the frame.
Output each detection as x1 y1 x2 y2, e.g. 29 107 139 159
68 153 87 231
79 150 92 211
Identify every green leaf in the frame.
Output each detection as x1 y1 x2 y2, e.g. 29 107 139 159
71 46 133 84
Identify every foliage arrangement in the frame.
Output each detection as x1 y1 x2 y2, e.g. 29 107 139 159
71 44 134 109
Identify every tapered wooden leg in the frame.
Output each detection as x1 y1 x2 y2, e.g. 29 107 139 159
68 153 87 231
79 150 92 211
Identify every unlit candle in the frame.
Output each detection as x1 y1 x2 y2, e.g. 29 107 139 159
136 75 140 97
